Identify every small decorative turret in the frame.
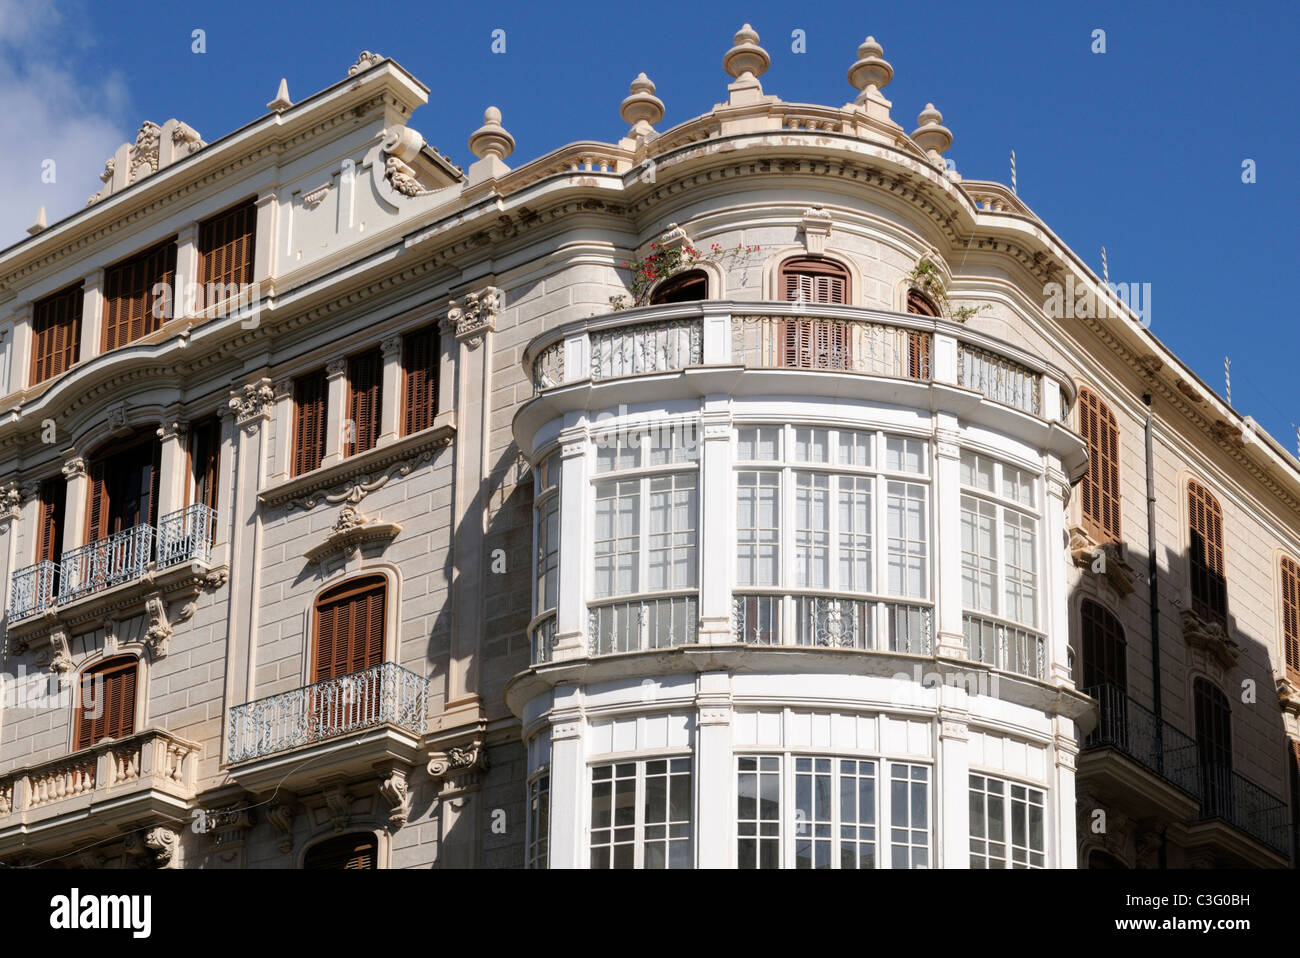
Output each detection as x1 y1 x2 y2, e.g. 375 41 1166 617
466 107 515 185
268 78 292 112
722 24 771 106
911 103 953 163
620 73 665 137
846 36 893 100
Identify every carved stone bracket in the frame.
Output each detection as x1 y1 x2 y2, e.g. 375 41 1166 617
265 799 297 853
800 207 833 255
1067 525 1138 598
378 768 413 830
1277 674 1300 719
125 825 179 868
61 457 86 480
323 786 352 832
1182 608 1240 669
445 287 501 348
34 628 71 673
194 804 255 848
303 506 401 567
427 742 488 792
144 594 174 658
228 380 276 430
0 482 21 523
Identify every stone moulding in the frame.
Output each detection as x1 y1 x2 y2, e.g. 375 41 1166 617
1181 607 1241 669
260 422 454 510
1067 525 1138 598
303 506 401 567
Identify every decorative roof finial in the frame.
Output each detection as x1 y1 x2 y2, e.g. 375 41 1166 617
268 78 292 112
723 23 770 82
468 107 515 161
27 206 46 236
911 103 953 161
620 73 665 136
348 51 384 77
847 36 893 101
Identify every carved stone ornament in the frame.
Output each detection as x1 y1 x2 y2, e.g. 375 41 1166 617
1067 525 1137 598
386 155 431 197
228 380 276 427
1181 607 1240 669
348 50 384 76
265 800 296 853
379 769 413 829
36 628 72 674
125 825 179 868
323 786 351 832
445 287 501 348
302 183 331 209
0 482 21 522
427 742 488 781
287 449 434 510
107 402 129 432
144 594 174 658
62 457 87 480
800 207 834 255
304 507 401 567
1277 674 1300 719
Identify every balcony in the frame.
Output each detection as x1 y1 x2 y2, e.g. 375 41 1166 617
963 614 1047 680
0 729 198 856
225 662 429 793
1083 683 1201 799
733 593 933 655
8 504 217 621
1196 764 1290 855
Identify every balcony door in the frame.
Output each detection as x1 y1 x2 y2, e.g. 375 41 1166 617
88 434 162 542
1080 599 1128 747
1194 678 1233 820
309 575 387 739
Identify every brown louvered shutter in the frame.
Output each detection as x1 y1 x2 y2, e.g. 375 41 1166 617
30 284 83 386
1282 557 1300 683
189 416 221 516
198 200 256 304
146 438 162 528
346 348 383 457
76 658 137 750
313 575 386 682
38 477 66 564
1080 598 1128 691
906 332 930 380
103 240 177 350
402 325 438 436
906 288 941 318
780 257 850 306
87 460 107 543
1079 388 1122 542
293 369 328 476
1188 480 1227 622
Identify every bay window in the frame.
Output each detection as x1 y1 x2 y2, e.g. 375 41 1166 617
590 757 692 868
969 774 1046 868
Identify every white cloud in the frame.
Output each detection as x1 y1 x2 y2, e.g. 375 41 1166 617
0 0 130 248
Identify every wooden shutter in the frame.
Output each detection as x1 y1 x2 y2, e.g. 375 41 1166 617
198 199 256 297
293 369 328 476
146 438 162 528
346 348 383 457
906 332 930 380
103 240 177 350
402 325 439 436
86 460 107 543
1078 388 1121 542
75 658 137 750
30 284 83 386
1282 557 1300 683
37 477 66 564
779 257 849 305
189 417 221 518
313 575 386 682
1188 479 1227 621
1080 598 1127 691
906 288 941 318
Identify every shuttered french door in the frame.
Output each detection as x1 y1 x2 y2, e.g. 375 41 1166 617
75 657 138 750
103 240 177 350
310 576 387 738
346 348 383 456
402 325 438 436
30 284 83 386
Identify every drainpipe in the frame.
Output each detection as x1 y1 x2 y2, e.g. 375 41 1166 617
1144 394 1163 765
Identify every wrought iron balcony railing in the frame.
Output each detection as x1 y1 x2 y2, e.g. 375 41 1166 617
732 592 933 655
7 505 217 621
963 613 1047 680
226 662 429 763
1083 683 1202 799
587 592 699 656
958 343 1042 415
530 613 557 666
1196 762 1290 854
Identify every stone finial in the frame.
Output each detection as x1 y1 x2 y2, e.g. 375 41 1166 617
27 206 46 235
723 23 770 81
847 36 893 100
911 103 953 158
620 73 665 135
348 51 384 76
468 107 515 162
268 78 292 112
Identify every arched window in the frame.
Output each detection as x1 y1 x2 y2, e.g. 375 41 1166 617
906 287 940 318
1281 557 1300 684
778 257 850 305
649 270 708 305
1194 678 1232 818
75 657 138 750
1079 599 1127 692
1187 480 1226 622
313 575 387 681
1078 388 1121 542
304 833 378 869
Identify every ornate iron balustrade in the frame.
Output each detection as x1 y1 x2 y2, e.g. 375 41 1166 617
1197 763 1290 853
1083 683 1201 800
532 341 565 394
963 614 1047 680
156 504 217 568
958 343 1041 415
587 593 698 656
58 524 155 604
9 560 57 621
227 662 429 763
732 593 932 654
731 315 930 379
589 318 702 382
531 613 557 666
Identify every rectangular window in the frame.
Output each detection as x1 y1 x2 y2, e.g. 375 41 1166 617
885 436 927 475
591 758 692 868
346 347 383 457
794 471 830 588
103 240 177 351
737 755 781 868
837 476 872 592
886 481 928 597
198 199 256 306
189 416 221 518
647 473 698 590
960 452 1041 629
30 283 83 386
37 477 66 565
402 324 439 436
890 764 930 869
292 368 328 476
737 425 781 462
527 773 550 869
1002 511 1038 627
593 480 640 597
793 427 829 463
537 494 559 613
969 774 1045 868
961 496 998 614
737 471 780 587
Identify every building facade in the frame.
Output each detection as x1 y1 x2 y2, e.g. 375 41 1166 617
0 29 1293 869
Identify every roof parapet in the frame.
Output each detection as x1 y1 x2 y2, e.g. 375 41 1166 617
85 119 206 207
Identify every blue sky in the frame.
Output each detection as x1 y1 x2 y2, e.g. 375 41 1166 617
3 0 1297 445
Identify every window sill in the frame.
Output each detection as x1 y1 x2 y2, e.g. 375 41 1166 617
258 414 454 510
